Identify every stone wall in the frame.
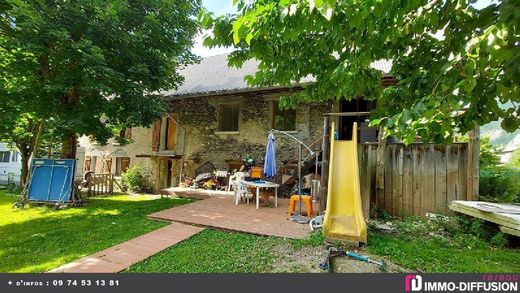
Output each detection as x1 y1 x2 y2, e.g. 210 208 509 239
79 93 334 189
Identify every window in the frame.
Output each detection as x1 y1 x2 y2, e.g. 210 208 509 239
0 151 10 163
218 104 240 132
119 128 132 139
272 101 296 131
11 152 18 162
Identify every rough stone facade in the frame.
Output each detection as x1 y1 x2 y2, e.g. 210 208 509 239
79 93 334 190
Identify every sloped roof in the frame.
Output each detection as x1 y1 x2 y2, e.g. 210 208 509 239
164 53 392 97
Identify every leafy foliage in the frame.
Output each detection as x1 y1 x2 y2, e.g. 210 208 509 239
479 166 520 203
1 0 201 156
479 136 502 167
201 0 520 144
121 165 150 193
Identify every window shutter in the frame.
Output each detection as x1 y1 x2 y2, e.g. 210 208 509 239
121 157 130 173
166 113 177 151
152 120 161 151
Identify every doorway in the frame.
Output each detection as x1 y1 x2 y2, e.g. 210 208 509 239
157 157 177 189
339 98 376 141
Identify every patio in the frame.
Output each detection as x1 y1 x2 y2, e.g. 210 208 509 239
148 193 315 239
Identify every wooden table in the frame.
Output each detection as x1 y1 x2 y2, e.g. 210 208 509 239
241 180 280 210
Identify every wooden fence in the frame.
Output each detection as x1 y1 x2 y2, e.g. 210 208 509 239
359 142 479 217
87 173 114 196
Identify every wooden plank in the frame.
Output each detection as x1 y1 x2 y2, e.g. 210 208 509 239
424 145 436 214
402 147 413 216
458 144 468 200
450 201 520 230
370 145 377 217
434 146 448 214
359 144 370 219
500 226 520 237
467 126 480 200
446 145 459 214
412 146 423 217
393 146 404 217
375 128 386 215
384 144 394 215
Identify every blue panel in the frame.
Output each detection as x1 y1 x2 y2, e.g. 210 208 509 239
27 159 76 203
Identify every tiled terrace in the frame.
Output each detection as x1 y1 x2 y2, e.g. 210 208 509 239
149 194 314 239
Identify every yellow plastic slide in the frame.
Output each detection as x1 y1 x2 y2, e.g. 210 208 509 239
323 122 367 243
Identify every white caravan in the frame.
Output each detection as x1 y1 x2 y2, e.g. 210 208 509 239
0 143 21 185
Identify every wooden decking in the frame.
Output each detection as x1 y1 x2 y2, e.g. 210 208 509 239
149 195 313 239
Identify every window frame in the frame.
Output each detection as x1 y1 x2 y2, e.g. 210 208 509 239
0 151 10 163
217 103 241 133
271 101 297 131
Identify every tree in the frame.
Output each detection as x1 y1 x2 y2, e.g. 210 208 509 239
1 0 201 159
201 0 520 144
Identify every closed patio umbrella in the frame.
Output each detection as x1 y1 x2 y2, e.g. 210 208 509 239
263 133 276 180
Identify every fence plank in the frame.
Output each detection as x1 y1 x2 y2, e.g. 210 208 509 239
384 144 394 215
446 145 459 214
362 142 471 217
434 146 448 214
458 144 468 200
402 148 413 216
412 147 423 217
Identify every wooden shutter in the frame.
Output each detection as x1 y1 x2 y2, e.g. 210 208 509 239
152 120 161 151
104 158 112 174
166 114 177 151
121 157 130 173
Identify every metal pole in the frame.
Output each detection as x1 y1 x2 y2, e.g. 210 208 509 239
298 143 302 215
320 116 330 214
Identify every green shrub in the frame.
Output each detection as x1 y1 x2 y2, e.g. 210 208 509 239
490 232 508 248
479 137 502 168
479 166 520 203
121 165 150 193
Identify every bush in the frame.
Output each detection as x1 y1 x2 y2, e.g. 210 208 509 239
479 137 502 168
121 165 150 193
479 166 520 203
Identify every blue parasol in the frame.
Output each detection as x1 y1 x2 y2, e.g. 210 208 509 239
263 133 277 180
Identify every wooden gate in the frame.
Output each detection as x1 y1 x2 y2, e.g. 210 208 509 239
87 173 114 196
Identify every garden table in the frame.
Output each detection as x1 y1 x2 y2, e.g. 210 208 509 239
241 180 279 210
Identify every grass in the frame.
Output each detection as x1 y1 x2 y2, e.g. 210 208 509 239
0 191 191 272
127 229 284 273
2 185 519 273
128 229 326 273
366 217 520 272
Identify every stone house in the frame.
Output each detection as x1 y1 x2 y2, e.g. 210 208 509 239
79 53 392 192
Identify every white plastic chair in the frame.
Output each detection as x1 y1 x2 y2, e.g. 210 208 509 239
229 172 252 205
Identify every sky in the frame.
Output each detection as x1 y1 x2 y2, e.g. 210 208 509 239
191 0 496 58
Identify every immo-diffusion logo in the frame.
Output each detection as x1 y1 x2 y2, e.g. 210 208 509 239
405 274 518 292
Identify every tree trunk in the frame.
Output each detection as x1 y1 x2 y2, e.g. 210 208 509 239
61 131 78 159
20 153 30 189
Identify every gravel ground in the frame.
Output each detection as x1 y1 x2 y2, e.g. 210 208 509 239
270 242 408 273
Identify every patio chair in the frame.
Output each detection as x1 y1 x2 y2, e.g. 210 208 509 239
229 172 252 205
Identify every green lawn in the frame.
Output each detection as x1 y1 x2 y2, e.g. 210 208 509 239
1 188 519 273
0 191 191 272
127 229 283 273
366 218 520 272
